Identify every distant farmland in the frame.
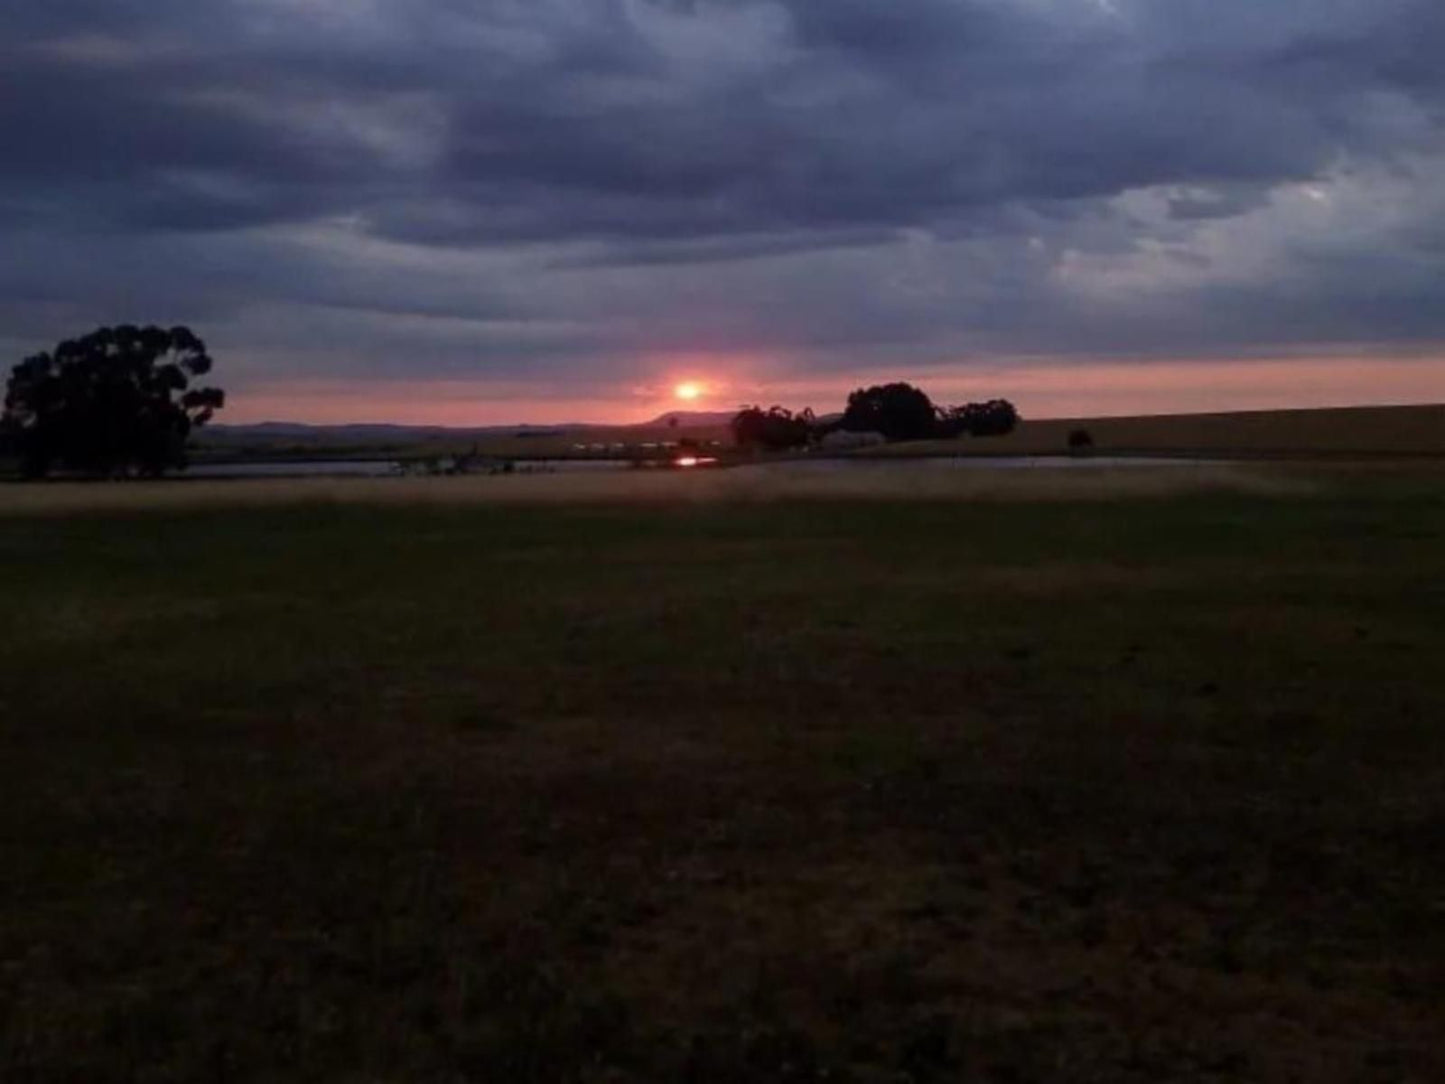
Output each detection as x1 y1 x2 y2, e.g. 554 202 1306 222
193 421 735 464
877 403 1445 459
192 404 1445 464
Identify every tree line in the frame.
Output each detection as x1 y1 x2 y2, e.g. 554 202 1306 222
731 382 1019 451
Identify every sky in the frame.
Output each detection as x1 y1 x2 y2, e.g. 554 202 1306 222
2 0 1444 424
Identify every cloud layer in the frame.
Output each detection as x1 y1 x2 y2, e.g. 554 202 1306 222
2 0 1443 417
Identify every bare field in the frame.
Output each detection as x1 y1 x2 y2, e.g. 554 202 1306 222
0 459 1327 515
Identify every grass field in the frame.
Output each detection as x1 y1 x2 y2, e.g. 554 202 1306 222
3 465 1444 1081
0 459 1318 517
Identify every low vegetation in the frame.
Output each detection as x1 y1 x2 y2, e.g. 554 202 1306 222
3 466 1444 1081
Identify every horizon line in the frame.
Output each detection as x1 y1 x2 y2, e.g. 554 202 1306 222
208 399 1445 432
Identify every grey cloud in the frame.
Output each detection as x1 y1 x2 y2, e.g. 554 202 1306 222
546 226 895 269
1166 187 1275 222
1 0 1443 395
5 0 1439 241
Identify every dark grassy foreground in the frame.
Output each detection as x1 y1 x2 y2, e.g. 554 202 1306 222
3 472 1444 1082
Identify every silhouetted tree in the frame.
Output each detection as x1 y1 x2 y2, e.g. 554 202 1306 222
937 398 1020 438
3 325 225 478
1067 428 1094 453
730 405 815 451
841 383 938 442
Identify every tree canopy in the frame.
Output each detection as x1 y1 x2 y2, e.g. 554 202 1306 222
730 405 815 451
937 398 1020 438
729 383 1021 450
2 325 224 478
841 382 938 442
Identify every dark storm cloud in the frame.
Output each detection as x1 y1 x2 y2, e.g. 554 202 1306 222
2 0 1444 393
1 0 1429 241
414 0 1445 245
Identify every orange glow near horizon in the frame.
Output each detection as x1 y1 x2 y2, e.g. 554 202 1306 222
220 353 1445 427
673 381 704 402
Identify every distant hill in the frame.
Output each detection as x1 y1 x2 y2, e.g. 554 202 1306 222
195 415 737 460
644 410 738 428
204 414 736 445
202 421 597 445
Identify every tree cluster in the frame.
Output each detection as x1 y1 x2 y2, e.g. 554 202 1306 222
840 383 939 443
732 382 1019 450
729 405 816 451
3 325 225 478
935 398 1020 439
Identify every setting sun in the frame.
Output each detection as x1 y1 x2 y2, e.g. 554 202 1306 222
673 382 703 402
